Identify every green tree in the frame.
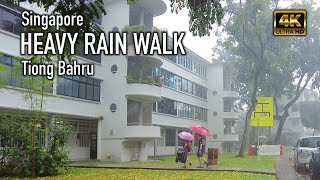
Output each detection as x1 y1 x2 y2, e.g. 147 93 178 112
0 56 72 178
273 1 320 144
216 0 320 156
299 101 320 129
169 0 224 36
216 0 277 157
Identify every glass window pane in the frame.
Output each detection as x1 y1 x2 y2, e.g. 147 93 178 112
65 79 72 96
182 78 188 93
79 76 87 82
86 84 93 100
57 77 65 95
188 81 193 94
1 9 14 32
72 81 79 97
153 102 157 112
94 79 100 86
177 77 182 91
177 102 183 117
87 77 94 84
93 85 100 102
79 83 86 99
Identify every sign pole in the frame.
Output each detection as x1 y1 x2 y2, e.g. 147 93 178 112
257 119 260 144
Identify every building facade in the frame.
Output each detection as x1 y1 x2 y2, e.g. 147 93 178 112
0 0 239 161
272 89 319 142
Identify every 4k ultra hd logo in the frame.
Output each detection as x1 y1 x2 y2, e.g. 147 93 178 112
273 9 307 36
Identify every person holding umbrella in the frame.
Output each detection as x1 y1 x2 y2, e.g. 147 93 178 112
196 134 207 168
177 132 193 167
182 139 192 167
189 125 211 168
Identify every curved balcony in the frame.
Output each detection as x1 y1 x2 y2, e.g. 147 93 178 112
126 83 162 102
138 0 167 17
222 91 239 99
127 45 163 68
124 125 161 139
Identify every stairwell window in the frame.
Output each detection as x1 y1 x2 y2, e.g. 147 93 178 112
165 129 176 146
155 97 208 121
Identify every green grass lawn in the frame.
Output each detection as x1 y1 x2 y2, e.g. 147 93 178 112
4 168 275 180
73 153 277 171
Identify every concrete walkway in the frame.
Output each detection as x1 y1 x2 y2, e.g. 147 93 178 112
275 152 308 180
69 163 275 175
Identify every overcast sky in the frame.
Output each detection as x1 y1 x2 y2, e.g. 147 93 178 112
154 2 217 62
154 0 301 63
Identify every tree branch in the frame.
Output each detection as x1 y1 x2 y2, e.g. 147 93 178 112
283 73 312 112
242 24 259 60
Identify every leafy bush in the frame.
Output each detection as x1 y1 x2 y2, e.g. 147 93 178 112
0 112 71 177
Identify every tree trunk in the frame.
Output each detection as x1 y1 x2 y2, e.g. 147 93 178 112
238 68 260 157
273 75 311 144
249 127 256 144
274 113 288 144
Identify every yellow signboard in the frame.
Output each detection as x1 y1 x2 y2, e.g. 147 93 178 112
251 97 273 127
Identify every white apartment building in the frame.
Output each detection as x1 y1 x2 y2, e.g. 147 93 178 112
0 0 239 161
272 89 319 138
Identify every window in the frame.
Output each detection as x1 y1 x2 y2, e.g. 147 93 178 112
78 133 90 147
171 55 207 78
300 137 320 148
165 129 176 146
156 98 207 121
163 70 176 89
0 6 23 35
224 99 233 112
153 102 156 112
162 55 177 63
194 84 207 99
57 75 101 102
181 78 188 93
153 68 207 99
0 54 52 92
187 81 193 94
177 77 182 91
157 98 177 116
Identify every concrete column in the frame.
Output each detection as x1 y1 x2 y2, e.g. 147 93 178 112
138 102 143 125
138 141 148 161
175 128 178 152
153 139 157 156
97 119 102 160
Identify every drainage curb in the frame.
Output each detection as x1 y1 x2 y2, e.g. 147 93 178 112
69 165 276 176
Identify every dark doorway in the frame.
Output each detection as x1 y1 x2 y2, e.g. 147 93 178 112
90 133 97 159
